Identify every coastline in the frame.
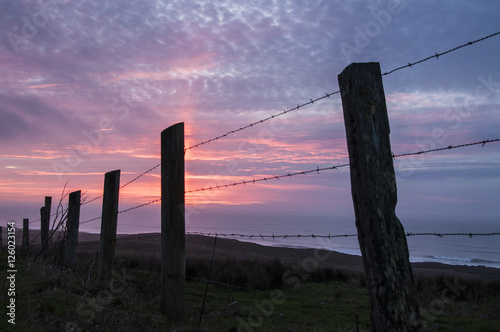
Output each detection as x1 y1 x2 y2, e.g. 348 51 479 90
80 232 500 282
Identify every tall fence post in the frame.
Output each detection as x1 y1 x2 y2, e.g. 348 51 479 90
0 226 2 248
65 190 81 265
338 62 422 331
161 122 185 322
41 196 52 247
23 218 29 252
98 170 120 282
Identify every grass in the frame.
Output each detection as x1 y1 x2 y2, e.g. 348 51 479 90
1 247 499 331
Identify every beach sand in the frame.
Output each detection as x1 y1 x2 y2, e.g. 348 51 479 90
6 229 500 282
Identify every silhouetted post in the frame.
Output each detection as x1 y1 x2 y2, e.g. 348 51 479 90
98 170 120 282
40 207 45 245
65 190 81 265
0 226 2 247
41 196 52 247
23 218 29 252
338 62 422 331
161 122 185 322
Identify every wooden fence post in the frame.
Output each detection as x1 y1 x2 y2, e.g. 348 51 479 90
23 218 29 252
98 170 120 282
338 62 422 331
41 196 52 247
161 122 185 322
0 226 2 248
65 190 81 265
40 207 45 245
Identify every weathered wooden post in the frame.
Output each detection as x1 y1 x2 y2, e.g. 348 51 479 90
23 218 29 252
65 190 81 265
98 170 120 282
338 62 422 331
161 122 185 322
41 196 52 247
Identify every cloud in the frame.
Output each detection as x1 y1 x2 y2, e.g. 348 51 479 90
0 92 88 143
0 0 499 223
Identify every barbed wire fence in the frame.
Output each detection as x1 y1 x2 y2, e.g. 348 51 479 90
5 30 500 329
10 31 500 249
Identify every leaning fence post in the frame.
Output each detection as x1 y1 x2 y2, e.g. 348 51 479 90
65 190 81 265
41 196 52 247
23 218 29 252
338 62 422 331
161 122 185 322
98 170 120 282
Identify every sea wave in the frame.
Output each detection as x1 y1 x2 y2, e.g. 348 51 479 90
411 255 500 268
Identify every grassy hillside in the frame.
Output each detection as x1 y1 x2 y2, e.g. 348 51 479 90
1 247 499 331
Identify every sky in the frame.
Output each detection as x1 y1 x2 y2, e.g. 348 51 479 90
1 0 499 234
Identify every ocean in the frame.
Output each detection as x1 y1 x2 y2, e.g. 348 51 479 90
76 205 500 269
186 210 500 269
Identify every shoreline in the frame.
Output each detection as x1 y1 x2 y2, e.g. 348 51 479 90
6 229 500 282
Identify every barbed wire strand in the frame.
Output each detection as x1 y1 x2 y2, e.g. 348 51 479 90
187 231 357 239
120 163 161 189
117 198 161 215
113 231 500 241
185 163 350 193
406 232 500 238
79 216 101 225
186 231 500 239
382 31 500 76
185 91 340 152
186 138 499 194
81 195 103 206
392 139 500 158
80 163 161 207
79 198 162 224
